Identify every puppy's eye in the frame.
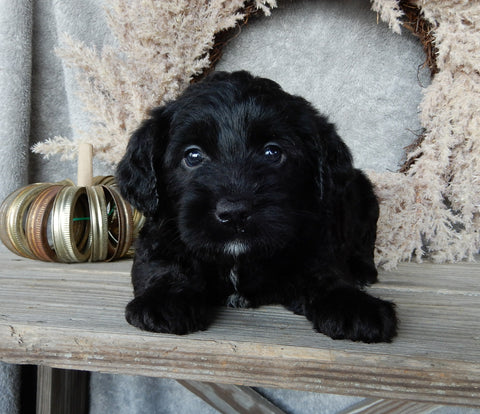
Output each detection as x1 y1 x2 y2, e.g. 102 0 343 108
183 147 205 168
263 144 284 164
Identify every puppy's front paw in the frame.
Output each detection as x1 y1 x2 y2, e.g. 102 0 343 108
307 288 397 343
125 293 211 335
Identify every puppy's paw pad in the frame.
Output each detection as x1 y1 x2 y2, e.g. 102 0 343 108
125 295 210 335
310 289 398 343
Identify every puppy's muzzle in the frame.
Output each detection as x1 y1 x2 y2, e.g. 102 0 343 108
215 199 251 233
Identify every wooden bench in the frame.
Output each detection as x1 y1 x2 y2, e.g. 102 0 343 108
0 250 479 413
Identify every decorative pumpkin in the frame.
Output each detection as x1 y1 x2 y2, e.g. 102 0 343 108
0 144 144 263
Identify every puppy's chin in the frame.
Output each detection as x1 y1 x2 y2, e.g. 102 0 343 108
181 240 250 260
223 240 249 257
182 232 291 261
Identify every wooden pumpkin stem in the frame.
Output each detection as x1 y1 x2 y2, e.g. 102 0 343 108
77 143 93 187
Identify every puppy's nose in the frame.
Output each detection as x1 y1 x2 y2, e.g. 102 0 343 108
215 199 251 230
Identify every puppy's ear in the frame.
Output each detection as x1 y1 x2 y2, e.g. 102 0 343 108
313 115 354 199
317 117 354 173
116 108 170 217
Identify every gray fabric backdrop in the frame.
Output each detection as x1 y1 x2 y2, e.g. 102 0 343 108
216 0 430 172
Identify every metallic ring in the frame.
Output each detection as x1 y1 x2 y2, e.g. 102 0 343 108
103 185 134 261
1 177 139 263
52 186 91 263
93 175 116 186
0 187 26 255
133 210 146 238
25 185 65 262
0 183 52 259
57 179 75 186
85 186 108 262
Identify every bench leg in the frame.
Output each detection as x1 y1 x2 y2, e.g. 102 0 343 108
36 366 89 414
177 380 286 414
339 398 442 414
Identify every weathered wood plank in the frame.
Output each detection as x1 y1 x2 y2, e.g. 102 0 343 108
177 380 286 414
0 251 479 407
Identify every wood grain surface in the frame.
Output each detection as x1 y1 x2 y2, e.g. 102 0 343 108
0 251 479 406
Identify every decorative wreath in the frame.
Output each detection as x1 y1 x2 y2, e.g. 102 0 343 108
32 0 480 269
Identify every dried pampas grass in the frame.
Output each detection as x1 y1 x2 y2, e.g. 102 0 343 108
32 0 276 164
370 0 480 268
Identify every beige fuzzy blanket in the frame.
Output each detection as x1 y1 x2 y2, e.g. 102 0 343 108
32 0 480 269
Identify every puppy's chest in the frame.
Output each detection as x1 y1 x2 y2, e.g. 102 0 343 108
225 264 251 308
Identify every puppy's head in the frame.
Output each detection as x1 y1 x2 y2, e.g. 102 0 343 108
117 71 353 258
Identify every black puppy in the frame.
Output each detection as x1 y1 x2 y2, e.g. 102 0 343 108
117 71 397 343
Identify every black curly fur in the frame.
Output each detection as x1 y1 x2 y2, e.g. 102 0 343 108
117 71 397 343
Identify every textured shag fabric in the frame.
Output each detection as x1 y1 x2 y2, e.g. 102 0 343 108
0 0 32 200
30 0 480 268
0 363 20 414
